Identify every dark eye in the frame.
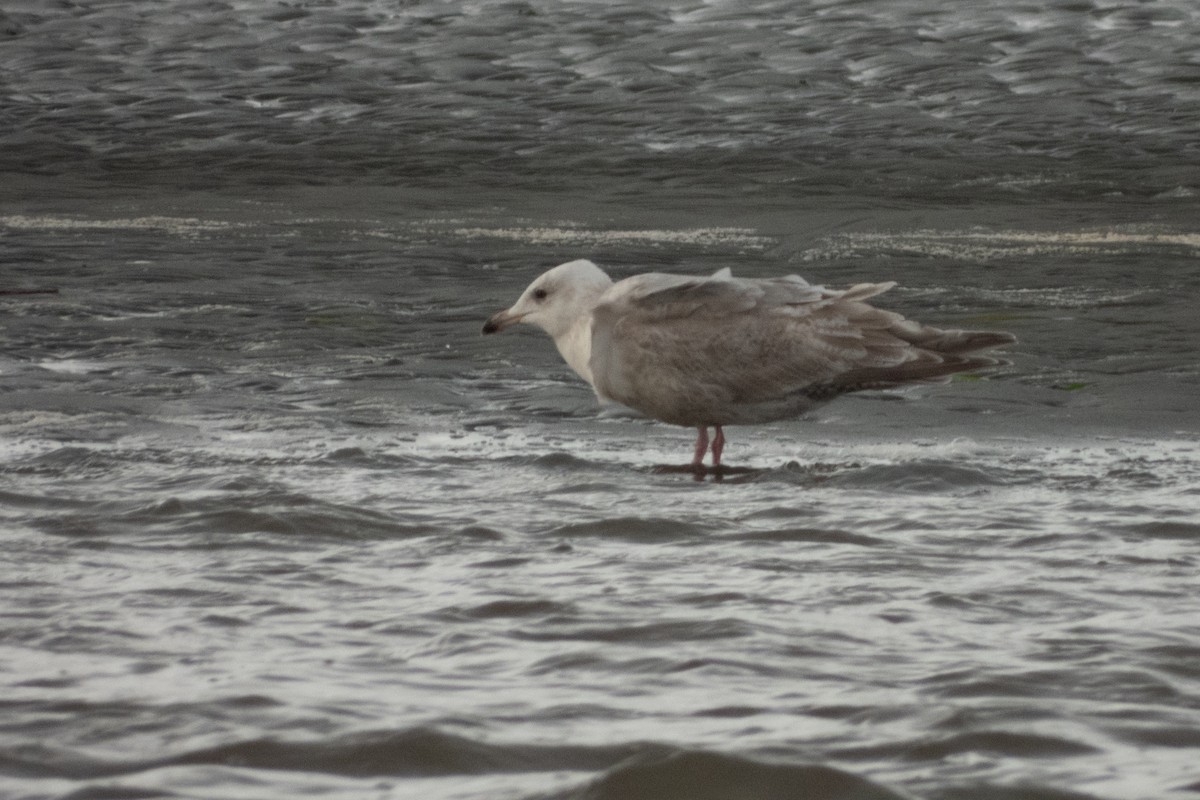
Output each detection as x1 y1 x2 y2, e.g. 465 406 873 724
532 288 548 301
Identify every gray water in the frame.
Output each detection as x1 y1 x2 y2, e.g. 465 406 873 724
2 2 1200 799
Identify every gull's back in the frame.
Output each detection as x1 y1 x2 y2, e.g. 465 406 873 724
587 270 1013 427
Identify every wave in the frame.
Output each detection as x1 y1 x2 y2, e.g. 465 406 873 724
724 527 887 547
0 727 627 782
827 461 1010 493
834 730 1098 762
2 730 912 800
29 490 441 543
541 749 909 800
513 617 753 644
546 516 714 542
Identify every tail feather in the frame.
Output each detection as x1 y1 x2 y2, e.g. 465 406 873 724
826 322 1015 395
893 322 1016 356
833 352 1000 391
802 285 1016 400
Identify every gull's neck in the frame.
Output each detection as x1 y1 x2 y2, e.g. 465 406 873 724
555 315 596 387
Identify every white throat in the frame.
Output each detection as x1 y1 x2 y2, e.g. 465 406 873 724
554 315 596 387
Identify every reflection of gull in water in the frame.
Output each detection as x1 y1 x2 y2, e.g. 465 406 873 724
483 260 1015 471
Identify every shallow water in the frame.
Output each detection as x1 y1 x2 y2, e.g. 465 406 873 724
2 2 1200 799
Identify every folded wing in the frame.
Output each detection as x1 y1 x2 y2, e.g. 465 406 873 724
588 271 1013 426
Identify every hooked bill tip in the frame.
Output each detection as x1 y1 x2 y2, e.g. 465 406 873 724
483 309 522 334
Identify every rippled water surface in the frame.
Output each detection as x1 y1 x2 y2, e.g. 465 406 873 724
2 1 1199 799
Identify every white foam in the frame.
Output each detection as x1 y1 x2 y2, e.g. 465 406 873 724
444 225 773 249
804 226 1200 262
0 215 240 236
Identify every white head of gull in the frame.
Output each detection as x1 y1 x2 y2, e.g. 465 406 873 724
483 259 1015 471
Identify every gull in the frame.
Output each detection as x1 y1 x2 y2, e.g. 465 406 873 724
482 259 1015 471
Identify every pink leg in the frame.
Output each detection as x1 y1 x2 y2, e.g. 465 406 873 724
711 426 725 467
691 426 709 468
